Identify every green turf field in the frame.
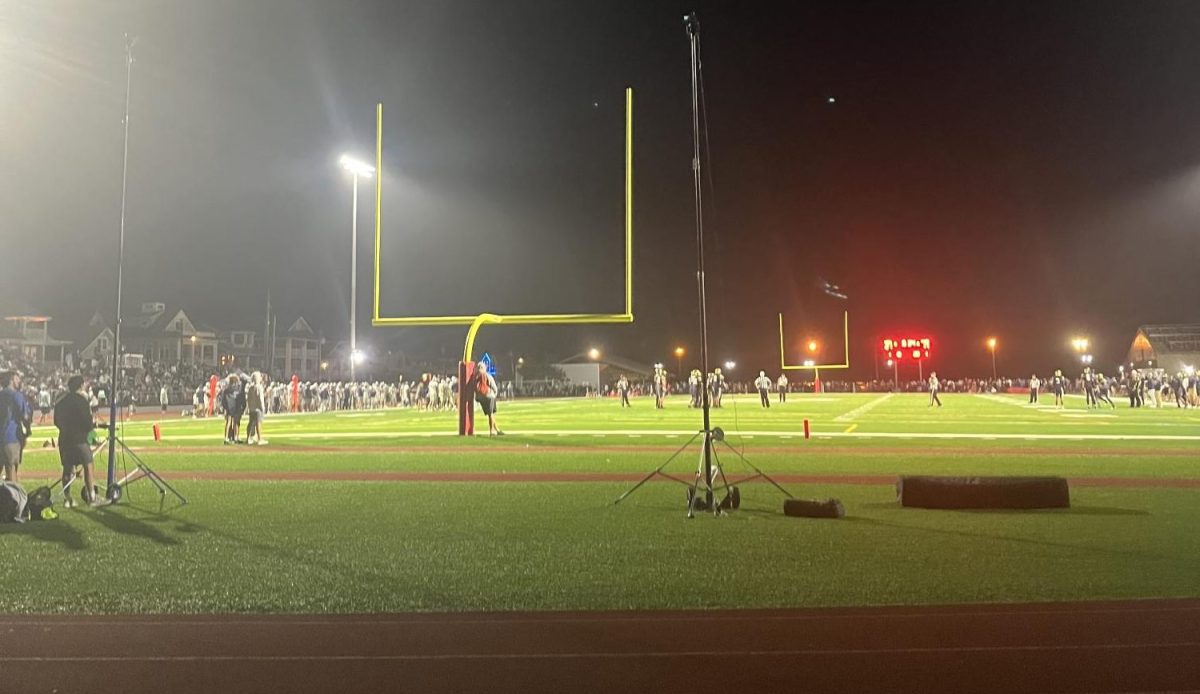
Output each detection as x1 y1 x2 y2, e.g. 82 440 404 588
3 392 1198 613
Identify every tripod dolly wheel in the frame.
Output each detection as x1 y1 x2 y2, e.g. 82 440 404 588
717 486 741 511
106 484 122 503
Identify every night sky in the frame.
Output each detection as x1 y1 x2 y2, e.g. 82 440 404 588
5 0 1200 378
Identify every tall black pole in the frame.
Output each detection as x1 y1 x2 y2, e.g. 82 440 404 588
106 34 135 498
685 13 713 509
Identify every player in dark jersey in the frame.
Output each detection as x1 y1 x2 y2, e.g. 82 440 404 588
1051 370 1066 408
1082 368 1097 409
1094 373 1115 409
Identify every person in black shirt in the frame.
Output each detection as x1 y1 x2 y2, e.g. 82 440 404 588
54 375 98 507
1082 368 1097 409
1052 370 1066 409
221 374 246 444
1094 373 1116 409
616 375 631 408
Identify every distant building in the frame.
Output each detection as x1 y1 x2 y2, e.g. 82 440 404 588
272 318 322 380
72 312 115 365
220 328 269 373
554 352 653 391
122 302 220 367
1126 324 1200 373
0 314 71 364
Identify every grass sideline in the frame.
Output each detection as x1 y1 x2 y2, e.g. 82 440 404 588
3 393 1199 614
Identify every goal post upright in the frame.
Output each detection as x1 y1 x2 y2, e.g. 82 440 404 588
779 310 851 372
371 88 635 433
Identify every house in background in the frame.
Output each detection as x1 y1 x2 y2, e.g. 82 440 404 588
1127 324 1200 374
0 313 72 364
122 302 219 367
272 317 322 380
221 328 268 373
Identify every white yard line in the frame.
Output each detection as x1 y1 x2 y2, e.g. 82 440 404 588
834 393 894 423
23 428 1200 446
973 393 1035 409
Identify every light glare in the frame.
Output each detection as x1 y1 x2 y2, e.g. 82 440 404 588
340 154 375 178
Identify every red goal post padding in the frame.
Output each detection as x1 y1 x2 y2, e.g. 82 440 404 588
457 361 475 436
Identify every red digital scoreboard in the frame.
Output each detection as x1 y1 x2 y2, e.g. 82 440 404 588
882 337 932 361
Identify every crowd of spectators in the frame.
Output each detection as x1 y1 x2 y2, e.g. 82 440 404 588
6 344 1194 415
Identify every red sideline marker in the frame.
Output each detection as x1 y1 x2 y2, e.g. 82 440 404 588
152 424 162 442
803 419 811 439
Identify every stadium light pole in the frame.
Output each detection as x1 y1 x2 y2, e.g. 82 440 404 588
340 154 375 383
986 337 997 380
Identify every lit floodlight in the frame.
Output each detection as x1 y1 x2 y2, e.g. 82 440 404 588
588 348 601 360
986 337 997 350
674 346 685 357
339 154 375 178
320 361 329 370
723 360 736 371
780 312 850 372
517 357 525 366
803 359 815 367
352 349 366 365
886 359 894 367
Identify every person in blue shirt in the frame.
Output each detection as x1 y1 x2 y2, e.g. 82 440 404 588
0 371 32 484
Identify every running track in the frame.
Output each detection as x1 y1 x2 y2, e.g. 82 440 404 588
2 600 1198 693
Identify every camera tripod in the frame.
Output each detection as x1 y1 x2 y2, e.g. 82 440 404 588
613 426 793 517
52 434 187 512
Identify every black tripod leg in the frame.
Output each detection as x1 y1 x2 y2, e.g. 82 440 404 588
113 437 188 507
721 440 794 498
141 466 188 506
613 431 702 504
710 446 732 515
690 432 721 516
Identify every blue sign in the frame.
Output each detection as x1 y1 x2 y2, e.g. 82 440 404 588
479 352 497 377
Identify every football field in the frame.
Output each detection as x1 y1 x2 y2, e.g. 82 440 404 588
4 392 1200 614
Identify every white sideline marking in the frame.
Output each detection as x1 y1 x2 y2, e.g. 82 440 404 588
78 429 1200 444
834 394 894 423
6 602 1197 628
4 642 1198 663
974 394 1034 409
